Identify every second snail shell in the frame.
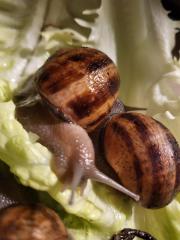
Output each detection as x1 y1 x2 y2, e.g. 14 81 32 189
102 112 180 208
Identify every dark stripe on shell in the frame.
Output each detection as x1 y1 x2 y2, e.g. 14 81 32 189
121 113 162 206
39 66 85 95
108 76 120 96
118 113 157 200
120 113 176 207
68 94 94 118
87 56 112 72
46 80 61 94
146 144 163 207
97 123 123 183
112 121 143 193
166 133 180 192
68 53 86 62
68 76 119 119
120 113 149 140
156 120 180 192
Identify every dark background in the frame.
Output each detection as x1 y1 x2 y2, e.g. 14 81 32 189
161 0 180 59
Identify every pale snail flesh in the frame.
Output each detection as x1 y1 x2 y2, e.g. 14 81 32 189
16 103 139 204
0 204 68 240
102 112 180 208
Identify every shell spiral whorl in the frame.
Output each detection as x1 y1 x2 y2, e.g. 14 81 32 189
35 47 120 132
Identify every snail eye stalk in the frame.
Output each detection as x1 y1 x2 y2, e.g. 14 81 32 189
110 228 157 240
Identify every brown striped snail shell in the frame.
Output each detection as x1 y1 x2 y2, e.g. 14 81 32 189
35 47 120 132
102 112 180 208
0 204 68 240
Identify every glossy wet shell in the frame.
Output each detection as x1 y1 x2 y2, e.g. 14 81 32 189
0 204 68 240
103 112 180 208
35 47 120 132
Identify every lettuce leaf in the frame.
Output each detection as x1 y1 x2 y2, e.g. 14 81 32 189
0 97 130 239
0 0 48 86
133 197 180 240
147 60 180 142
0 0 180 239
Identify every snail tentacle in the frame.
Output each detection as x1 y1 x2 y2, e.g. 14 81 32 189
69 166 84 204
54 123 140 203
89 169 140 202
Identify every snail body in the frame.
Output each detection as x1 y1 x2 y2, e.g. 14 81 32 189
34 47 120 132
52 121 139 203
16 103 139 204
15 47 139 204
102 112 180 208
0 204 68 240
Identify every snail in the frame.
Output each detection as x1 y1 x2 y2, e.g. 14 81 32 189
102 112 180 208
14 47 139 203
15 47 120 132
14 47 180 208
0 204 68 240
15 102 139 203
